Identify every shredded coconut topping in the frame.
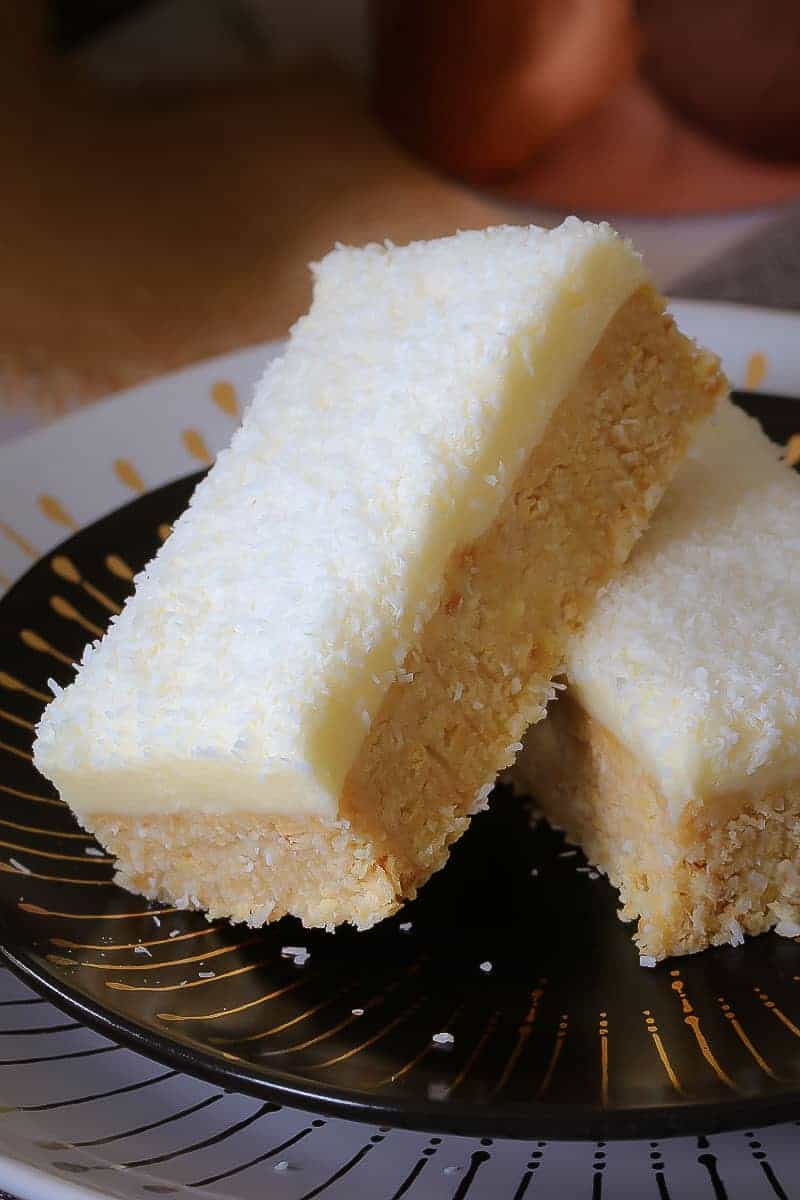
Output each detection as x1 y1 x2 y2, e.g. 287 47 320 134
568 401 800 813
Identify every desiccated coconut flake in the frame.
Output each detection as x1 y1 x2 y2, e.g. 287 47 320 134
398 921 413 933
728 919 745 947
432 1031 454 1046
84 846 105 857
479 961 493 973
134 945 152 957
639 955 657 968
8 859 30 875
775 918 800 938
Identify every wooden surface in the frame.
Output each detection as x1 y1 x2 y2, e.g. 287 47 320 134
0 7 506 414
4 4 798 419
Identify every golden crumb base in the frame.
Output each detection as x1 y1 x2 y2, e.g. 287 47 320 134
87 286 724 929
513 694 800 959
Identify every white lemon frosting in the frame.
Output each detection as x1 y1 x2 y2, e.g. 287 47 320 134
568 400 800 817
34 219 645 817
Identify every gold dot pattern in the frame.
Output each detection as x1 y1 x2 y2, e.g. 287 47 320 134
113 459 145 494
181 429 212 465
51 556 120 615
105 554 135 581
19 629 73 665
49 595 105 639
211 380 239 419
37 495 78 531
754 986 800 1039
0 520 38 559
745 352 768 389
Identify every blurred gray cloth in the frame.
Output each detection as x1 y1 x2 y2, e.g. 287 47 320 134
676 203 800 310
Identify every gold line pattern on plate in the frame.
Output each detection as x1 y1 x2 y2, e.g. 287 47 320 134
0 708 34 731
19 630 73 666
0 782 63 811
536 1013 568 1099
107 957 269 993
51 936 258 972
0 783 64 808
105 554 135 582
598 1010 609 1107
211 380 239 419
754 986 800 1038
491 982 546 1097
669 970 738 1091
0 816 88 841
37 495 78 531
158 975 311 1024
0 863 112 886
0 837 111 864
716 996 779 1080
52 926 221 951
446 1011 499 1097
157 524 172 543
257 967 419 1061
113 459 145 494
214 981 362 1046
313 999 427 1071
642 1010 684 1095
0 671 50 702
257 1009 367 1060
0 570 10 589
51 556 120 614
182 429 213 465
19 901 179 919
373 1003 463 1089
0 522 38 559
0 739 32 762
50 595 104 639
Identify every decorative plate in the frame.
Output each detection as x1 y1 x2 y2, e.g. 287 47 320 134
2 304 800 1150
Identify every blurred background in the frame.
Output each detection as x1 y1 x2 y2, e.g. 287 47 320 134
2 0 800 431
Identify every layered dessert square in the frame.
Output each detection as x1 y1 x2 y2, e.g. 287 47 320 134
34 220 722 930
514 401 800 959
